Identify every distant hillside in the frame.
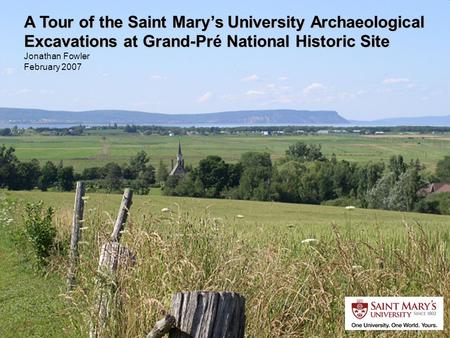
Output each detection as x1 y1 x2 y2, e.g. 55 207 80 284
0 108 348 127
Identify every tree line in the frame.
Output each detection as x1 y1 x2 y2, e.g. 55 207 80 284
0 146 156 194
2 142 450 214
162 142 450 214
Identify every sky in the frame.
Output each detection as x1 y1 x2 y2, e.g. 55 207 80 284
1 0 449 120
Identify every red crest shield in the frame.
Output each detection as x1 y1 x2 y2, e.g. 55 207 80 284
352 300 368 319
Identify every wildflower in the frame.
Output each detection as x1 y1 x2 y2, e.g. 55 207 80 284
352 265 363 269
81 196 90 200
236 214 245 218
161 207 171 212
345 206 356 210
301 238 318 244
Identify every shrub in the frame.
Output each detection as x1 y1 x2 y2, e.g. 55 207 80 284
321 196 360 207
23 201 56 267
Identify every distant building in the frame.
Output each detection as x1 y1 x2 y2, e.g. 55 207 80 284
169 141 186 176
420 183 450 195
317 130 329 134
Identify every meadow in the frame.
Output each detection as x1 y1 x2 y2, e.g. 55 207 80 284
1 131 450 336
2 131 450 171
1 190 449 336
5 190 450 241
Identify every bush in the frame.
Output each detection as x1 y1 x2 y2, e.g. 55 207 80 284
421 192 450 215
321 197 360 207
23 201 56 267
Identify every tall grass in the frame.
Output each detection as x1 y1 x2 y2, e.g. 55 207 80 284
48 204 449 337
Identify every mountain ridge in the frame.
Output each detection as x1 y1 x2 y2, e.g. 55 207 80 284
0 107 348 126
1 107 450 127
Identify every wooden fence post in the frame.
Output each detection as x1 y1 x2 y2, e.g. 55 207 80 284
67 181 85 291
90 188 134 338
111 188 133 242
89 242 135 338
168 291 245 338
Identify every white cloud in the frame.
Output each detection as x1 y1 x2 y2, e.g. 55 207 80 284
1 67 15 76
245 90 265 96
278 76 289 81
17 88 32 94
197 91 213 103
302 82 326 95
242 74 259 82
383 78 410 84
151 74 167 80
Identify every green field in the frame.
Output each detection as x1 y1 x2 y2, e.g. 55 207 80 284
2 130 450 336
5 190 450 241
2 131 450 171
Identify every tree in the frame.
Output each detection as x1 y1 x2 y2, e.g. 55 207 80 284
124 124 137 133
356 161 385 207
132 166 156 194
156 160 169 184
237 152 273 201
57 164 75 191
332 160 357 198
9 159 41 190
163 175 181 195
38 161 57 191
388 168 425 211
103 162 123 192
194 155 230 198
81 167 102 180
0 145 18 188
285 142 325 162
435 156 450 182
0 128 12 136
129 151 149 176
273 160 305 202
366 172 397 210
388 155 407 179
366 158 426 212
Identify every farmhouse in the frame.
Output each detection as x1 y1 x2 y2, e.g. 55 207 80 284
169 141 186 176
420 183 450 195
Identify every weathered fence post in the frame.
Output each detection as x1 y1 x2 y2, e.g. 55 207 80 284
90 188 134 338
168 291 245 338
111 188 133 242
90 242 135 338
67 181 85 291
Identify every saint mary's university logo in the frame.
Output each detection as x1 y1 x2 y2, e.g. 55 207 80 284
351 299 369 319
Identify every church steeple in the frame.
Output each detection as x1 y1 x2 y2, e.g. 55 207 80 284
170 139 186 176
177 140 183 159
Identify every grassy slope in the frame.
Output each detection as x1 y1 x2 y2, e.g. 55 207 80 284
0 226 73 338
1 190 449 336
5 190 450 242
1 132 450 170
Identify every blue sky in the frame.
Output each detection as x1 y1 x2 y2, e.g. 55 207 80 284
1 0 449 120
